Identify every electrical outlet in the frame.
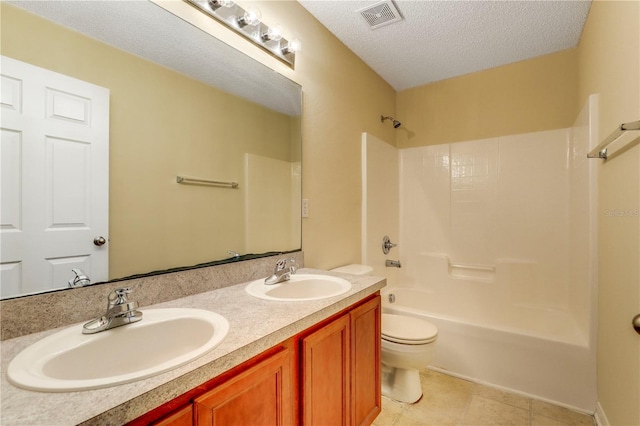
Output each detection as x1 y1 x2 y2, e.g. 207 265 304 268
302 199 309 218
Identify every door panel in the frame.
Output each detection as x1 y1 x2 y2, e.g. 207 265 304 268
0 56 109 297
193 348 293 425
46 136 91 228
301 314 351 426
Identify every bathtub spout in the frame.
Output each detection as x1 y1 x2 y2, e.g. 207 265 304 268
386 259 402 268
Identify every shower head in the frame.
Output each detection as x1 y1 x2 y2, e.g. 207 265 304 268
381 115 402 128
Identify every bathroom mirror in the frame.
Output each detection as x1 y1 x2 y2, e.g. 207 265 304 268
0 1 302 299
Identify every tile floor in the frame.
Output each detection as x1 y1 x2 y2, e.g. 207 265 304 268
373 369 595 426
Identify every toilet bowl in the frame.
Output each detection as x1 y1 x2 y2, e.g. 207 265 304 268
381 313 437 403
329 264 438 404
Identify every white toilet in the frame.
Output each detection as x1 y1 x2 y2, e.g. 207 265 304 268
381 313 437 403
330 264 438 404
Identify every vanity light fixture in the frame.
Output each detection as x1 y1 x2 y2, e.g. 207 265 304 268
237 7 261 28
186 0 300 68
207 0 234 11
281 38 301 55
261 24 283 42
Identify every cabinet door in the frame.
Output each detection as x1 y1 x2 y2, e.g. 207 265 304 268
351 295 382 426
301 314 351 426
193 348 293 426
151 404 193 426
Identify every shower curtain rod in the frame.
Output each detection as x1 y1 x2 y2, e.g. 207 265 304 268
587 119 640 160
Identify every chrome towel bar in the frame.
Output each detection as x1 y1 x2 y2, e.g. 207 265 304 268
587 120 640 160
176 176 239 188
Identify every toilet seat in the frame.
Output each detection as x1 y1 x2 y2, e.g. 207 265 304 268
382 314 438 345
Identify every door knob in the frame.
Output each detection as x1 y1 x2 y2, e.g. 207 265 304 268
633 314 640 336
93 236 107 246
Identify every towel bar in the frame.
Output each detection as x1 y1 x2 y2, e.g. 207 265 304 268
587 120 640 160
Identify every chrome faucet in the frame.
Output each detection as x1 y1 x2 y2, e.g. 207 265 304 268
82 287 143 334
68 268 91 288
264 258 296 285
385 259 402 268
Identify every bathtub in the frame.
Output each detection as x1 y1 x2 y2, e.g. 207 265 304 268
381 287 596 412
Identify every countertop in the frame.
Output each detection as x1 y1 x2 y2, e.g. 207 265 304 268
0 268 385 425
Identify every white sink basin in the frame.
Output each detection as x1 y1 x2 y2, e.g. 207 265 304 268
7 308 229 392
246 274 352 301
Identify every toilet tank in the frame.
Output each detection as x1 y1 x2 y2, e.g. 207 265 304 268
330 264 373 276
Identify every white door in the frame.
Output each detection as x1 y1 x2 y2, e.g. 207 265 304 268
1 56 109 298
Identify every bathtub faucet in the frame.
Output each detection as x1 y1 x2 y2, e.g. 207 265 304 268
385 259 402 268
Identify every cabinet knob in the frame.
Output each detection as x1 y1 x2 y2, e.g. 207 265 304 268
633 314 640 336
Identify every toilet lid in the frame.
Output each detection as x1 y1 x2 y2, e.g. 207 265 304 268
382 314 438 345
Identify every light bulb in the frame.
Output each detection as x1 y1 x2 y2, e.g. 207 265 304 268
262 24 283 42
281 38 301 55
237 7 261 27
208 0 234 10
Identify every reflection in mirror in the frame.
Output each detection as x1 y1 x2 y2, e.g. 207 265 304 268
0 1 302 299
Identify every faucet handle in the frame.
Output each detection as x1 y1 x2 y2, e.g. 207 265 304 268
275 258 296 272
108 287 132 307
275 258 287 271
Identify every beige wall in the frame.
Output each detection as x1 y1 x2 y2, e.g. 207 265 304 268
577 1 640 424
396 49 579 148
197 0 398 269
1 4 299 279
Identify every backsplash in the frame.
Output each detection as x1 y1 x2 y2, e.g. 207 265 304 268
0 252 304 340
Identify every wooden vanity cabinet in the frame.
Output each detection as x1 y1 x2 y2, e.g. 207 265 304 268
350 295 382 426
193 347 294 425
301 314 351 425
300 295 381 426
151 405 193 426
134 343 294 426
132 293 380 426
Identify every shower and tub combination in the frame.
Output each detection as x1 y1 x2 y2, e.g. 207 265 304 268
364 98 598 412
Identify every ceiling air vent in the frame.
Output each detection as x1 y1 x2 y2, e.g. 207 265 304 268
357 0 403 30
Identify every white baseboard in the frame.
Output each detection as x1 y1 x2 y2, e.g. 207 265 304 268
594 402 609 426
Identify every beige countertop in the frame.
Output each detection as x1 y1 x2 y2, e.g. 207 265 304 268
0 268 385 425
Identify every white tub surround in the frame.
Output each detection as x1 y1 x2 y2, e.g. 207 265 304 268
361 97 599 413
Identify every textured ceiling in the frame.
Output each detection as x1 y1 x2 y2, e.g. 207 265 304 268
298 0 592 91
